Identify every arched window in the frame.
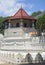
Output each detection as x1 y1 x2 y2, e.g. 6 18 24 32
35 53 43 63
25 53 33 63
16 23 20 27
23 23 27 27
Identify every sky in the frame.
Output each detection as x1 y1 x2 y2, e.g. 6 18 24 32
0 0 45 17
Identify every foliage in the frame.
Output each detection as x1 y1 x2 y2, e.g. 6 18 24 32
0 17 9 34
36 14 45 31
32 11 43 17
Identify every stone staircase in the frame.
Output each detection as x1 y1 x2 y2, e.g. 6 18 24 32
4 28 25 37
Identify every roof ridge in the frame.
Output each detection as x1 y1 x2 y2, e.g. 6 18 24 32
14 8 29 17
10 8 36 20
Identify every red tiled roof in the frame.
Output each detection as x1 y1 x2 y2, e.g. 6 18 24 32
10 8 36 20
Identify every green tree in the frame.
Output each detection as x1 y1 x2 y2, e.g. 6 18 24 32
0 16 9 34
32 11 43 17
36 14 45 32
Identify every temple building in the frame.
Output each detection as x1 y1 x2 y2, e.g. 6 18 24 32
3 8 37 37
0 8 45 64
4 8 36 29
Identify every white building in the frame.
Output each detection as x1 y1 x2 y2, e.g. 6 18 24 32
0 8 45 64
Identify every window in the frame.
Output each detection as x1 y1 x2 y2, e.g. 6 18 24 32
24 23 27 27
16 23 20 27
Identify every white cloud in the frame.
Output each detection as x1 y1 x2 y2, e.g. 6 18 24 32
0 0 15 16
30 4 34 9
0 0 34 16
27 4 34 10
0 0 26 16
40 9 44 12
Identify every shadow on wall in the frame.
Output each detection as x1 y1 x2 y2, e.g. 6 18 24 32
19 63 45 65
21 53 44 64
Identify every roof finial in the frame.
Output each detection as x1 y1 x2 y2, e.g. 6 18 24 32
21 4 22 9
21 0 22 9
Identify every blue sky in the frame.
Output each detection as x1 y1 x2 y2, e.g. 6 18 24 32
0 0 45 16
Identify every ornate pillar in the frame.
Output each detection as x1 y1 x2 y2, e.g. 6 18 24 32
5 22 8 29
8 19 11 28
20 22 23 28
20 19 23 28
32 20 34 28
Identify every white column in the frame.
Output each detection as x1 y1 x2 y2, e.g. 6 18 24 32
20 22 23 28
32 22 34 28
5 22 7 29
9 22 11 28
8 19 11 28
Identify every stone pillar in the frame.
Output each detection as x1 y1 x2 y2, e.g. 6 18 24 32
8 19 11 28
9 53 11 58
5 22 8 29
9 23 11 28
20 22 23 28
32 22 34 28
